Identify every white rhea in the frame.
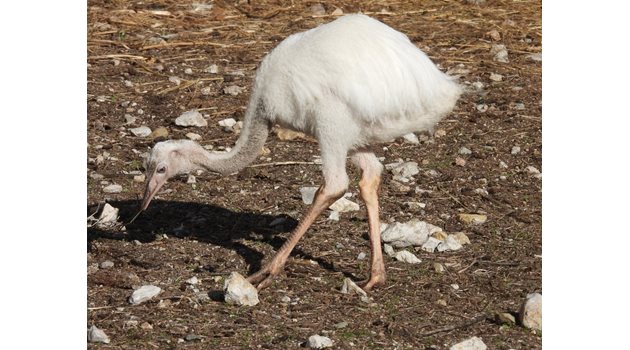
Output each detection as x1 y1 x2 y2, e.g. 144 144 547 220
141 14 462 291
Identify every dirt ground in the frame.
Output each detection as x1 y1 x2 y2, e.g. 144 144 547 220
87 0 541 348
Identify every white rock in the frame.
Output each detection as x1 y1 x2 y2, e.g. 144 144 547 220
306 335 333 349
476 104 489 113
133 174 145 183
224 272 259 306
405 201 426 210
513 103 526 110
459 147 472 155
169 76 182 85
187 175 196 184
491 44 509 63
331 8 343 16
186 276 199 285
421 237 442 253
383 244 395 257
511 146 521 155
450 336 487 350
471 81 484 90
381 219 441 247
341 278 369 303
175 110 207 127
437 235 464 252
394 250 422 264
499 161 508 169
528 52 542 62
184 68 193 75
520 293 542 331
489 73 503 82
205 64 219 74
329 197 359 212
124 114 136 125
526 166 541 175
87 325 110 344
98 203 119 224
103 184 122 194
328 210 340 221
357 252 367 260
129 126 152 137
309 3 326 15
223 85 243 96
100 260 114 269
300 187 319 205
129 285 162 305
200 87 213 95
402 132 420 144
388 162 420 178
186 132 202 141
218 118 237 128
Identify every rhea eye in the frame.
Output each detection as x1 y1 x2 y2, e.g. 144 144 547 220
157 166 166 174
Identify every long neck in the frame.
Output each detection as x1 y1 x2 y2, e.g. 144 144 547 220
191 101 270 175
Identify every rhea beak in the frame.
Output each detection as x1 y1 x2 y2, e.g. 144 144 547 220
140 174 166 211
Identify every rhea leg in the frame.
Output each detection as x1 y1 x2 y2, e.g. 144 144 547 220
351 151 386 290
248 149 349 290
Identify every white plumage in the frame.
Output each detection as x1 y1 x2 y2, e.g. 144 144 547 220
141 14 462 291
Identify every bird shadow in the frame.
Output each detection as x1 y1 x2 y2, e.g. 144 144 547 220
87 200 357 280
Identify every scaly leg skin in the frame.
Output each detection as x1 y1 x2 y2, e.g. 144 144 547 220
247 185 344 290
358 174 386 290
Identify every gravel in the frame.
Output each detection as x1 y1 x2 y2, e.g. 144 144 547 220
129 126 152 137
306 335 333 349
394 250 422 264
520 293 542 331
450 336 487 350
103 184 122 194
223 272 259 306
175 110 207 127
87 325 110 344
129 285 162 305
381 219 442 247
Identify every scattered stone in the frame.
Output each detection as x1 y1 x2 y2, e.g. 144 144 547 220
437 235 464 252
90 172 105 180
528 52 542 62
455 157 467 167
334 321 348 329
310 4 326 16
129 285 162 305
133 174 145 183
149 127 169 140
218 118 237 132
495 312 516 325
447 64 471 76
388 161 420 179
459 147 472 155
103 184 123 194
186 132 202 141
471 81 484 90
280 295 291 303
499 161 508 169
184 68 193 75
205 64 219 74
124 319 139 328
433 262 445 273
357 252 367 260
381 219 442 247
328 211 340 221
491 44 509 63
87 263 99 275
513 102 526 110
434 129 447 138
383 244 395 257
129 126 151 137
458 213 487 225
306 335 333 349
520 293 542 331
140 322 153 330
168 76 182 85
402 132 420 144
341 278 369 303
224 272 259 306
451 232 471 245
185 334 202 342
476 104 489 113
394 250 422 264
87 325 110 344
329 197 359 213
489 73 503 82
526 166 541 177
450 336 487 350
195 291 210 303
436 299 447 306
331 8 343 16
432 231 448 241
97 203 119 225
275 127 308 141
187 175 196 184
223 85 243 96
487 29 501 41
300 187 319 205
175 110 207 127
425 169 441 178
186 276 199 285
405 202 426 210
100 260 114 269
511 146 521 155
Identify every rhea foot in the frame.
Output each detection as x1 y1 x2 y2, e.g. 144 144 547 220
247 261 285 290
359 272 386 291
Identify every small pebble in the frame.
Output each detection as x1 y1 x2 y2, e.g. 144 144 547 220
511 146 521 155
459 147 472 155
103 184 122 194
306 335 333 349
186 132 202 141
184 68 193 75
130 126 152 137
129 285 162 305
99 260 114 269
357 252 367 260
490 73 503 82
87 325 110 344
